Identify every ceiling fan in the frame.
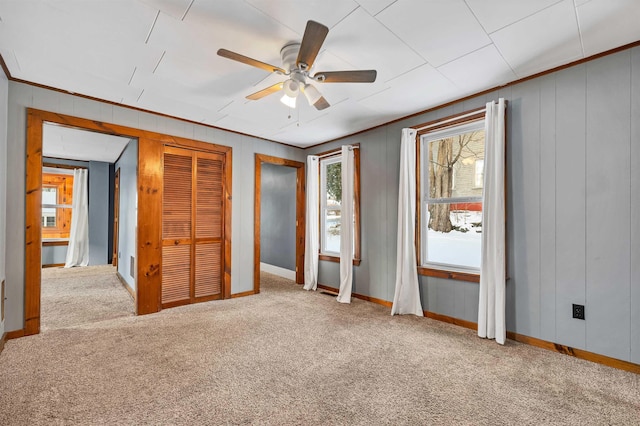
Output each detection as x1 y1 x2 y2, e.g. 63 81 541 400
217 20 377 110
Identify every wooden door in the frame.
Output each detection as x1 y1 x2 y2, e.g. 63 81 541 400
161 146 225 308
112 168 120 267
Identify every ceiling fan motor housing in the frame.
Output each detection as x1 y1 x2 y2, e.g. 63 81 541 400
280 42 302 72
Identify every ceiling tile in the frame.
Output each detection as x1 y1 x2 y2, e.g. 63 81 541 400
269 99 383 146
466 0 563 33
324 7 424 82
437 45 517 92
137 89 225 124
491 0 582 78
185 0 300 60
15 51 141 103
139 0 193 20
577 0 640 56
359 63 458 116
354 0 397 16
376 0 491 67
245 0 359 32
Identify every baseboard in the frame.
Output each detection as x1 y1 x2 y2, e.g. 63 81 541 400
317 283 393 308
505 331 640 375
317 282 639 374
231 290 255 299
424 311 477 331
0 332 6 355
6 329 25 339
116 272 136 301
42 263 65 268
260 263 296 281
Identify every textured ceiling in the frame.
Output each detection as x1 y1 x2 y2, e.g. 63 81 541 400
1 0 639 147
43 123 132 163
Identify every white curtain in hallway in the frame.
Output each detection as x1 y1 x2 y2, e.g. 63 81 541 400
303 156 319 290
64 168 89 268
391 128 423 316
478 98 507 345
336 146 354 304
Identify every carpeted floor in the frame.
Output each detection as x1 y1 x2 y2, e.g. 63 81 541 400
0 269 638 425
40 265 134 331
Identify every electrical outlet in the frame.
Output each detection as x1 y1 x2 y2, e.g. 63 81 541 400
572 304 585 320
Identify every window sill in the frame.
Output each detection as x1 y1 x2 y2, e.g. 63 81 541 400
43 239 69 246
417 266 479 283
319 254 361 266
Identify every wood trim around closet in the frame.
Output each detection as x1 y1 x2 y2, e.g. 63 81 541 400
25 108 233 335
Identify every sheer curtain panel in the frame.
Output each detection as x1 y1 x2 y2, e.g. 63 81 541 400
336 146 354 303
391 128 423 316
303 156 319 290
64 168 89 268
478 98 506 344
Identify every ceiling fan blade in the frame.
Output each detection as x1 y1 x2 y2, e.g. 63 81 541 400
314 96 330 110
217 49 287 74
246 82 284 100
314 70 377 83
296 20 329 70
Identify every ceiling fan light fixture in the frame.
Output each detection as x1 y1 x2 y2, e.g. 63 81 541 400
281 79 300 108
280 93 297 108
302 83 322 106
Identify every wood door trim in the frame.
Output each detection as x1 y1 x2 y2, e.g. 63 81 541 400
113 168 120 267
254 154 305 294
25 108 233 335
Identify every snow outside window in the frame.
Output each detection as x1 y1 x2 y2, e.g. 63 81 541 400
318 150 360 261
320 156 342 255
420 120 485 273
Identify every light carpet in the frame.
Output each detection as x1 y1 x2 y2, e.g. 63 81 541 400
0 268 638 425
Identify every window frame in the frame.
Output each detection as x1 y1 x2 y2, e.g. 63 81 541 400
317 146 361 266
414 108 487 283
41 165 78 241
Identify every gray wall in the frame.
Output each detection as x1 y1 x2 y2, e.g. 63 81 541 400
260 163 296 271
88 161 110 266
307 46 640 364
0 63 7 339
41 157 111 266
4 81 304 333
114 139 137 290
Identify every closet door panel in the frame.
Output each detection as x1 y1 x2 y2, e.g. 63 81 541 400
162 245 191 304
162 148 193 306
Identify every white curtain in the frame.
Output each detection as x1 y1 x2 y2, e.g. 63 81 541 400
303 156 319 290
64 168 89 268
478 98 506 344
391 129 424 316
336 146 354 304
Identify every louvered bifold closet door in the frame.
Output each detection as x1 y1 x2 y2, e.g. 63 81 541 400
194 153 224 300
162 148 193 306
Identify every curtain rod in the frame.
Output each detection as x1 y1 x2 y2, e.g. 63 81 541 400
314 145 359 159
412 107 486 132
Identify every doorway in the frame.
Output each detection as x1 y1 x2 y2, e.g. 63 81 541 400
254 154 305 293
25 109 232 336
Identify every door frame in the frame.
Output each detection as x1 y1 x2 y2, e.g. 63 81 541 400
254 154 305 293
25 108 233 335
112 168 120 267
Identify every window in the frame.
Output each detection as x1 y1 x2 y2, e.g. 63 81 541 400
419 118 485 277
318 147 361 264
474 159 484 188
42 168 75 240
